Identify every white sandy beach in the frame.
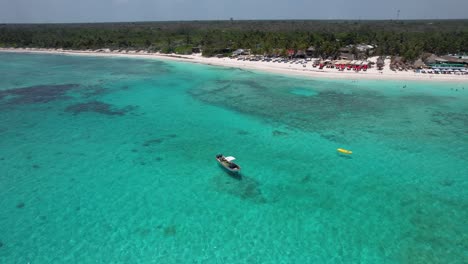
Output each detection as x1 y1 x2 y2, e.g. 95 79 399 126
1 47 467 83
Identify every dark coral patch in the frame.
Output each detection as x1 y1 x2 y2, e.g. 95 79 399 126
300 175 311 183
189 81 385 138
137 228 151 237
143 138 164 146
439 179 455 187
431 111 468 128
0 241 3 248
32 164 40 169
16 202 25 209
237 130 249 135
65 101 136 116
163 225 177 237
143 134 176 146
272 130 288 136
0 84 79 105
79 86 109 98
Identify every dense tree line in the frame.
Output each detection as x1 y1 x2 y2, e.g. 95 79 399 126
0 20 467 61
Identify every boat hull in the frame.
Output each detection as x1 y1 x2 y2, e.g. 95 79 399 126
216 155 241 173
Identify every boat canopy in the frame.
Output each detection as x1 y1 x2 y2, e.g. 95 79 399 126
225 156 236 162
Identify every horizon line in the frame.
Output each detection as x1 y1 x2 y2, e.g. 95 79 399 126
2 18 468 25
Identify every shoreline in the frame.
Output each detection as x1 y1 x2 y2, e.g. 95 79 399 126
1 47 467 83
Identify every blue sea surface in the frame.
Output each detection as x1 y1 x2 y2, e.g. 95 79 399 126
0 52 467 263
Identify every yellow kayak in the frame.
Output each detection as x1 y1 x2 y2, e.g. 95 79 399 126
337 148 352 154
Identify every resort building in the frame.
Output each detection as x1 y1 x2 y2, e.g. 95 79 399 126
306 46 318 57
422 53 468 73
231 49 250 56
338 53 355 61
191 46 201 53
355 44 375 53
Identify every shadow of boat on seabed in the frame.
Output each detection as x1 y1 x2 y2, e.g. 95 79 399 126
337 153 353 159
212 171 267 204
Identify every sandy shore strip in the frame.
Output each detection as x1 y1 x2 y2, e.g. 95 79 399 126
1 47 467 83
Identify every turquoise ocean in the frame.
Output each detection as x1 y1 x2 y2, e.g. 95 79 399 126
0 52 467 263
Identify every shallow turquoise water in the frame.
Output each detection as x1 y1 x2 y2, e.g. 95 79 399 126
0 52 467 263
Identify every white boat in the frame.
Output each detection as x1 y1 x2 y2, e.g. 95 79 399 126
216 154 241 173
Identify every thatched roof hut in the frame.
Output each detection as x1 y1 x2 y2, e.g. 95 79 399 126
392 56 409 70
295 50 306 58
413 59 426 69
392 56 404 65
376 57 385 69
440 55 464 64
423 54 446 64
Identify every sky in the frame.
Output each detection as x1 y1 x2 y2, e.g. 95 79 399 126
0 0 467 23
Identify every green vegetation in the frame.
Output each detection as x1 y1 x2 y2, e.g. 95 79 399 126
1 20 467 61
